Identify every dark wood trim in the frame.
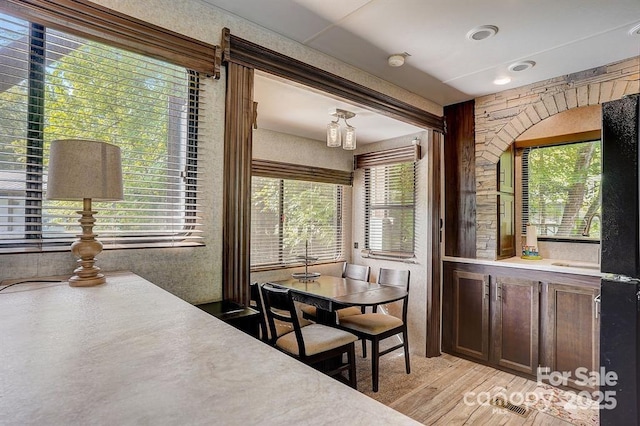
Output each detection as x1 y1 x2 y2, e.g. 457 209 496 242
221 28 443 132
252 159 352 186
1 0 219 76
223 62 254 305
426 131 443 357
443 100 476 258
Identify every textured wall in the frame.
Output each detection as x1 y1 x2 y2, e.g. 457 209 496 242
474 57 640 259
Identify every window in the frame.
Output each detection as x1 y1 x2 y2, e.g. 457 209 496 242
0 13 201 251
365 161 416 255
251 176 344 268
522 140 601 240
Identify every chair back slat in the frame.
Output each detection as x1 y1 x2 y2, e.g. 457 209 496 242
260 284 308 355
378 268 410 291
378 268 410 323
342 263 371 282
249 282 269 342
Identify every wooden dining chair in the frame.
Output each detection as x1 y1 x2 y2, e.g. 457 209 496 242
338 268 410 392
260 283 358 388
301 263 371 321
252 282 312 343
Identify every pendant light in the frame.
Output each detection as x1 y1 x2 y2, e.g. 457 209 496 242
326 108 356 150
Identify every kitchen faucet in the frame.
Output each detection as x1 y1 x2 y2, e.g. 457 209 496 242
582 212 601 237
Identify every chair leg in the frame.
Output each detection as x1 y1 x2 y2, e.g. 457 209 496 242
362 338 367 358
403 330 411 374
371 337 380 392
347 344 357 389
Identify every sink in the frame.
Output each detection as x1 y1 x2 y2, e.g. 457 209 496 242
551 262 600 270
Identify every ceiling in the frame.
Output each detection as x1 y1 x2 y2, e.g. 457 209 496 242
202 0 640 143
254 71 424 144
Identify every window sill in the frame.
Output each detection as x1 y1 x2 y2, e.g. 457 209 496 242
0 241 205 255
361 250 418 264
250 259 344 273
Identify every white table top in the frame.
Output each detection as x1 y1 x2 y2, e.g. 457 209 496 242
0 271 419 425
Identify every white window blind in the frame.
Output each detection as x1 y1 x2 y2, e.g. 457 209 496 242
251 176 343 268
522 140 601 240
0 13 202 251
365 161 416 255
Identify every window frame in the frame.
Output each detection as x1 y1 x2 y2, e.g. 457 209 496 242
518 137 602 244
0 12 203 252
249 175 345 270
363 160 417 257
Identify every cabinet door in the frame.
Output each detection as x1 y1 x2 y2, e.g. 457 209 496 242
451 270 490 361
497 193 516 259
498 145 514 194
541 283 600 391
491 276 540 375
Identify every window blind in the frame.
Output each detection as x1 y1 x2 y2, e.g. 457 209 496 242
365 160 416 256
252 159 352 186
0 13 202 251
521 140 601 240
355 144 420 169
251 176 343 268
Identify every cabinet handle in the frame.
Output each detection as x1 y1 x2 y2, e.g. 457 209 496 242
495 282 502 301
594 294 601 319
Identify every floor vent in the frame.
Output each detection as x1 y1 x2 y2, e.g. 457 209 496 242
490 396 532 418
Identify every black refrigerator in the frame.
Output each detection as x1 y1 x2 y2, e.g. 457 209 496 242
600 94 640 426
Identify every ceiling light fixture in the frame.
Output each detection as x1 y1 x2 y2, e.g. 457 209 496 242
629 23 640 36
466 25 499 41
388 52 410 67
327 108 357 150
508 60 536 72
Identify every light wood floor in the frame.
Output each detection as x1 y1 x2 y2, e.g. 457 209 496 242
355 350 599 426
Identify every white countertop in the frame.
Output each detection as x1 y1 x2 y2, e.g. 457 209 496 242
443 255 603 277
0 271 419 425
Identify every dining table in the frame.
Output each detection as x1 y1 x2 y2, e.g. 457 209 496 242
268 274 408 324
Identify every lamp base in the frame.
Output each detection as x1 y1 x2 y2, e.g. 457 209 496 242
69 273 106 287
67 198 107 287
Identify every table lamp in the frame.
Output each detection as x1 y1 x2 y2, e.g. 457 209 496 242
46 139 124 287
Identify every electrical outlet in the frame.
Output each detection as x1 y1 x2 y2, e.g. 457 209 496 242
354 242 359 249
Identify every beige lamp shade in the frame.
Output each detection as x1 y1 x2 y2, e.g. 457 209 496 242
47 139 123 201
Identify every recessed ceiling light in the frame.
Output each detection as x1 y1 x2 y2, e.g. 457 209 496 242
493 77 511 85
508 60 536 72
466 25 499 41
629 23 640 36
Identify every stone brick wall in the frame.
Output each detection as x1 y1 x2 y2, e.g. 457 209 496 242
474 56 639 259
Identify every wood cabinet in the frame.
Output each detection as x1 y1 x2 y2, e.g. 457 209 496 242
541 282 600 391
491 276 539 375
450 270 490 361
443 261 600 391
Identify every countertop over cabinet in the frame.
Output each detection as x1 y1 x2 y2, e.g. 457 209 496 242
0 271 419 425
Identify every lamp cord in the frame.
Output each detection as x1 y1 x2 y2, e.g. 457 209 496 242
0 279 64 293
